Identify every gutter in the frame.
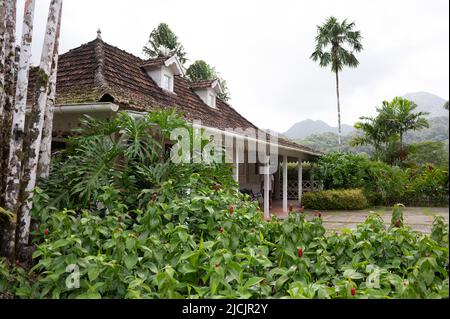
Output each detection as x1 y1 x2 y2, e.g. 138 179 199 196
25 102 120 115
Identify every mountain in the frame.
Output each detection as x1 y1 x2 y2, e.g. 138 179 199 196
403 92 448 118
283 119 355 139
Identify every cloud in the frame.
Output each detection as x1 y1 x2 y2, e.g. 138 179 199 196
16 0 449 132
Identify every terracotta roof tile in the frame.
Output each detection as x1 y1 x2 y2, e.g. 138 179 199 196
27 38 319 156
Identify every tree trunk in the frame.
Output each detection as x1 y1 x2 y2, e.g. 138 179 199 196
16 0 62 253
38 2 62 178
0 0 17 261
0 0 7 117
335 71 342 146
4 0 35 262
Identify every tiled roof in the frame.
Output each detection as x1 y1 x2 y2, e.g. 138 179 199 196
28 38 319 156
189 79 217 90
140 56 172 69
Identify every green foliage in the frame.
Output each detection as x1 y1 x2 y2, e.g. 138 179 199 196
313 152 448 206
1 111 447 299
186 60 230 102
391 204 404 228
143 23 187 64
310 16 363 73
302 189 369 210
353 97 429 165
3 207 448 299
186 60 216 82
404 165 449 206
404 141 449 168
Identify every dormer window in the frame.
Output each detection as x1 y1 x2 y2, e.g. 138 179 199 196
190 79 223 109
162 74 172 91
141 55 184 93
207 93 216 108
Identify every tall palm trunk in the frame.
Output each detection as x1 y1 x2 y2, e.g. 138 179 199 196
38 2 62 178
335 71 342 146
5 0 36 226
17 0 62 253
0 0 17 260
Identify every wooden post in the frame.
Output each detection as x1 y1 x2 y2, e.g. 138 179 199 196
298 158 303 206
282 154 288 213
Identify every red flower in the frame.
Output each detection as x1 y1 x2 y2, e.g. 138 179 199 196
44 229 49 236
351 287 356 296
15 260 20 268
219 227 224 233
229 206 235 215
395 219 401 228
289 205 294 212
214 262 219 269
298 247 303 257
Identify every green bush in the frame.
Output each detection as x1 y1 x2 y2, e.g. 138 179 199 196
312 152 449 207
302 189 369 210
404 165 449 206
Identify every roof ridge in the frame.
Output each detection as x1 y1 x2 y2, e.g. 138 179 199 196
93 38 109 93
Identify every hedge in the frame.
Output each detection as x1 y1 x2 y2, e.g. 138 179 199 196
302 188 369 210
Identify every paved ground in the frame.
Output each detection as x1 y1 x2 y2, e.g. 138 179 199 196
271 201 449 234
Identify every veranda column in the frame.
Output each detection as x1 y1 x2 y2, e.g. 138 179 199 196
263 158 270 220
298 158 303 205
283 154 288 212
233 147 239 183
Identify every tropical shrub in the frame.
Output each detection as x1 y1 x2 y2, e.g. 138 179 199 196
312 152 449 206
302 189 369 210
404 165 449 206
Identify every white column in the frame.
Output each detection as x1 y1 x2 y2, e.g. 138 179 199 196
298 159 303 205
264 159 270 220
233 148 239 183
283 154 288 212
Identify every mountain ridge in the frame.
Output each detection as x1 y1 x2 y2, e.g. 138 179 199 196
283 92 448 140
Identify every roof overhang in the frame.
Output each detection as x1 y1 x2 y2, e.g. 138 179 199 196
164 55 184 76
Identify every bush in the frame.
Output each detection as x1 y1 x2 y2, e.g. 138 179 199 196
404 165 449 206
302 189 369 210
313 152 449 207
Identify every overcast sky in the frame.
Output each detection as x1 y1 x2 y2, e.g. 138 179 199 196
16 0 449 132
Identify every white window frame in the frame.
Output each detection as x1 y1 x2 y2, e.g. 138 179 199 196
162 73 172 91
208 93 216 108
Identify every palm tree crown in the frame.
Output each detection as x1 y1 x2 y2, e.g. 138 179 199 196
311 17 363 72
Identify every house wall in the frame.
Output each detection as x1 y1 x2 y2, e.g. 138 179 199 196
238 162 263 194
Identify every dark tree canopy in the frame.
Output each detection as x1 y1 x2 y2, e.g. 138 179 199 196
143 23 187 64
186 60 230 102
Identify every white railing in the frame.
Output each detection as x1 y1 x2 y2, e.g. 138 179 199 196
282 180 323 199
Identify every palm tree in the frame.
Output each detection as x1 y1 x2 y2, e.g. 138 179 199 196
311 17 363 145
385 97 429 162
